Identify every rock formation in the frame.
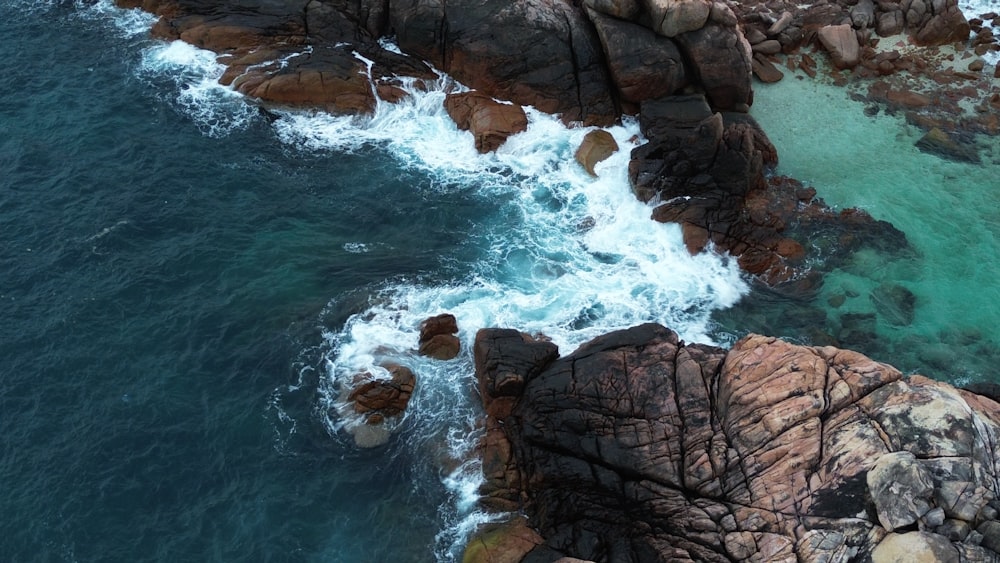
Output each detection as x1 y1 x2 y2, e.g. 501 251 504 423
474 324 1000 562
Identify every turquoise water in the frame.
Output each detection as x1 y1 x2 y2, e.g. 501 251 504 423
740 73 1000 381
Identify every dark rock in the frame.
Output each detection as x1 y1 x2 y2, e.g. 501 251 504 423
674 22 753 111
915 127 981 163
419 313 459 342
870 283 917 326
586 9 688 103
752 53 785 82
391 0 617 125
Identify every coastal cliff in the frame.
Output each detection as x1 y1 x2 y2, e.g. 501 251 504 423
473 324 1000 562
114 0 1000 561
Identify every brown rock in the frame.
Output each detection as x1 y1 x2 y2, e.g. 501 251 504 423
462 518 544 563
444 92 528 153
419 334 461 360
419 313 459 342
575 130 619 176
675 22 753 111
752 39 782 55
645 0 712 37
348 363 416 419
818 24 861 69
752 54 785 83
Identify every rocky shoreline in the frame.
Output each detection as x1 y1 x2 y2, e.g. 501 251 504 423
115 0 1000 560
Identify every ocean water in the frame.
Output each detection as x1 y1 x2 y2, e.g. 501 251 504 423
3 0 998 561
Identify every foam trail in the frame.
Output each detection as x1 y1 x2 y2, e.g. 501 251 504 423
85 7 751 555
286 76 749 558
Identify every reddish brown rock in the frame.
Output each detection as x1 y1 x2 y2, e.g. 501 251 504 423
574 130 619 176
752 53 784 83
475 324 1000 561
444 92 528 153
348 363 416 420
418 313 460 360
462 517 544 563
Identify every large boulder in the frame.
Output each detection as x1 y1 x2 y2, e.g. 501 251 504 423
391 0 617 125
644 0 712 37
674 21 753 112
586 9 688 104
418 313 461 360
817 24 861 70
575 130 619 176
444 92 529 153
476 325 1000 561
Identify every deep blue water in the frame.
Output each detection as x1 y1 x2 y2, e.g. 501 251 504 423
0 3 493 560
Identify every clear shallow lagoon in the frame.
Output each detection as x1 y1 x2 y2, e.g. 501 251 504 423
2 0 998 561
745 72 1000 382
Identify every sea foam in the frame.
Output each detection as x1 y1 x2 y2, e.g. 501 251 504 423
126 22 750 560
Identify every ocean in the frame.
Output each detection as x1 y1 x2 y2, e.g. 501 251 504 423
0 0 997 561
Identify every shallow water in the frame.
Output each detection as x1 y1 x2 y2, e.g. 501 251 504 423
738 71 1000 382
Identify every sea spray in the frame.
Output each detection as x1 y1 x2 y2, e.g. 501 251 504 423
88 3 750 558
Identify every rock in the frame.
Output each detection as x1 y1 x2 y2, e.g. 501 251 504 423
915 127 981 163
936 519 971 541
462 517 544 563
392 0 617 125
583 0 641 20
752 54 785 83
419 334 461 360
475 322 1000 561
851 0 876 29
877 10 905 36
867 451 935 531
977 521 1000 553
474 328 559 418
751 39 782 55
767 12 794 36
870 283 917 326
444 92 528 153
348 363 416 418
586 9 688 103
645 0 712 37
418 313 460 359
675 22 753 111
818 24 861 69
871 532 960 562
575 130 619 176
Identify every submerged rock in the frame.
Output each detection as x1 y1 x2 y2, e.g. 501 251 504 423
915 127 981 164
871 283 917 326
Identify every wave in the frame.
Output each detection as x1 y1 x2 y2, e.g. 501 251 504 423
83 2 750 559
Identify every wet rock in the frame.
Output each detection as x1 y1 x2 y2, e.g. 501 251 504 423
348 363 416 418
392 0 617 125
870 283 916 326
915 127 981 163
574 130 619 176
418 313 460 359
444 92 528 153
462 517 544 563
818 24 861 69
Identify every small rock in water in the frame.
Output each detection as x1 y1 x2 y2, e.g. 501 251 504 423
870 283 916 326
419 313 460 360
575 129 619 176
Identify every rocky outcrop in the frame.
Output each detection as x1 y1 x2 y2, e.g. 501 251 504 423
474 324 1000 562
444 93 529 154
575 130 619 176
343 362 416 447
418 313 461 360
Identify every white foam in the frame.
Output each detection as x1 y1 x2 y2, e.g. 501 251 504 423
138 40 260 137
73 0 157 38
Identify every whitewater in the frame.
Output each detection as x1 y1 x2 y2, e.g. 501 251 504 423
2 0 998 560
